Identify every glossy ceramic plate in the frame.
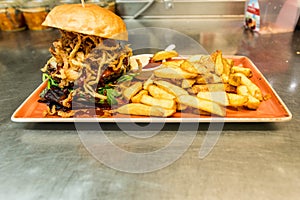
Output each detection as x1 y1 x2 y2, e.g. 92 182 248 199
11 56 292 123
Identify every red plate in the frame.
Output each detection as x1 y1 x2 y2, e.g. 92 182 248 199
11 56 292 123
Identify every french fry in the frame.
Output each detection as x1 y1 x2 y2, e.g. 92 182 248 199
148 84 176 100
210 51 218 62
192 84 235 93
187 54 203 63
140 94 176 110
228 73 242 86
180 60 208 75
118 49 265 118
181 79 196 89
237 85 261 109
236 85 249 96
180 60 197 73
143 78 154 90
227 93 248 107
154 67 198 79
214 51 224 75
151 50 179 62
197 91 229 106
246 95 261 110
131 90 148 103
176 103 188 111
154 80 189 97
199 55 215 72
210 73 223 83
177 94 226 116
123 82 143 101
222 58 233 76
191 63 209 74
233 73 263 100
117 103 175 117
195 75 207 84
196 73 222 84
231 66 252 78
221 74 229 84
187 55 211 74
162 60 184 68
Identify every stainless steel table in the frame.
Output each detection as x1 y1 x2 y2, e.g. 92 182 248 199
0 19 299 200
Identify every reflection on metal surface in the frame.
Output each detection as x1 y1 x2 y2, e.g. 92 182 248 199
199 31 243 55
116 0 154 18
124 18 244 54
117 0 244 19
163 0 174 9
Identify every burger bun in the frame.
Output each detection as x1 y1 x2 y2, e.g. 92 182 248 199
42 4 128 40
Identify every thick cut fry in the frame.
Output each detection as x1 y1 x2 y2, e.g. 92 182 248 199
214 51 224 75
187 55 212 74
154 67 198 79
180 60 197 73
143 78 154 90
131 90 148 103
246 95 261 110
162 60 184 68
196 73 222 84
195 75 207 84
140 94 176 110
210 51 218 62
233 73 263 100
180 60 207 75
200 55 215 72
191 63 209 74
221 74 229 84
190 108 211 116
237 85 261 109
117 103 175 117
177 94 226 116
236 85 249 96
151 50 179 62
222 58 233 76
227 93 248 107
192 84 235 93
182 79 196 89
123 82 143 101
154 80 189 97
176 103 188 111
197 91 229 106
187 54 203 63
210 73 223 83
228 74 242 86
148 84 176 100
231 66 252 77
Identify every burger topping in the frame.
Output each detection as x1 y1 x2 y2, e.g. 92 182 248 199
40 30 132 117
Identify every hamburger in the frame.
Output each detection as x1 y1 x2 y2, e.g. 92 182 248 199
38 4 133 117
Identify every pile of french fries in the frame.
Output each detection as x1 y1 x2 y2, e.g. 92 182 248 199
115 50 266 117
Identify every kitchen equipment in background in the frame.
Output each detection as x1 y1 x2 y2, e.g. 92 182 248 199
55 0 80 5
116 0 154 18
0 0 26 31
116 0 244 19
106 0 116 12
85 0 108 8
245 0 300 33
20 0 51 31
274 0 299 32
85 0 116 12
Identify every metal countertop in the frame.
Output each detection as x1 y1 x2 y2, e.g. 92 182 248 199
0 20 300 200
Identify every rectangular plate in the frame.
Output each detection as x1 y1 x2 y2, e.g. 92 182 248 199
11 56 292 123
